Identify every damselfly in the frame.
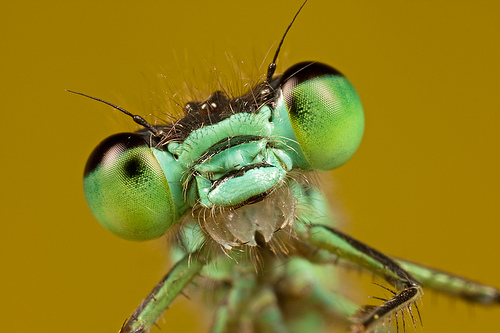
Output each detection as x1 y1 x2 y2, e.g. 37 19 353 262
75 2 499 332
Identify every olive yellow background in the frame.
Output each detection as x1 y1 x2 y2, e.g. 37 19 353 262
1 1 499 332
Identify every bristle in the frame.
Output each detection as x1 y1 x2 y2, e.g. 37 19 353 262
400 309 406 333
370 296 388 302
414 302 423 327
407 304 416 329
395 310 399 333
373 283 397 295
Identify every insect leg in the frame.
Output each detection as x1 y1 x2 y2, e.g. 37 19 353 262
119 253 208 333
296 223 422 332
211 266 257 333
251 286 288 333
277 256 359 331
395 258 500 305
211 264 287 333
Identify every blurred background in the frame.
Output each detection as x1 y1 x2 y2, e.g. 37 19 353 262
1 1 499 332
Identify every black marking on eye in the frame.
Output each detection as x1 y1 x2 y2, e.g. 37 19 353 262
279 62 343 118
281 62 343 86
123 157 145 179
84 132 148 177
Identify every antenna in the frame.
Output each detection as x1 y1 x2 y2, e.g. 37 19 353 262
67 90 160 136
265 0 308 83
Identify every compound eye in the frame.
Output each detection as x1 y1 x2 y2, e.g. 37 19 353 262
83 133 175 241
280 62 364 170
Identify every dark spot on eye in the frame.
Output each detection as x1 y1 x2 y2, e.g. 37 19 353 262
279 62 343 119
123 158 144 179
84 133 149 177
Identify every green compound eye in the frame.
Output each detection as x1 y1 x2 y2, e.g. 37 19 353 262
279 62 364 170
83 133 175 241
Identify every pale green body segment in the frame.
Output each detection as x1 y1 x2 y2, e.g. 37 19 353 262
396 259 500 305
151 149 188 218
168 108 274 161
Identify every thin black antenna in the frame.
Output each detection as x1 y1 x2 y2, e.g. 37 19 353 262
266 0 308 83
67 90 160 136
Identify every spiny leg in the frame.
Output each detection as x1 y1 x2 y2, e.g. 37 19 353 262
120 252 209 333
371 283 420 331
295 223 423 332
396 258 500 305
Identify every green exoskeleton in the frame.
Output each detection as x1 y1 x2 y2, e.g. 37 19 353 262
77 3 499 333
